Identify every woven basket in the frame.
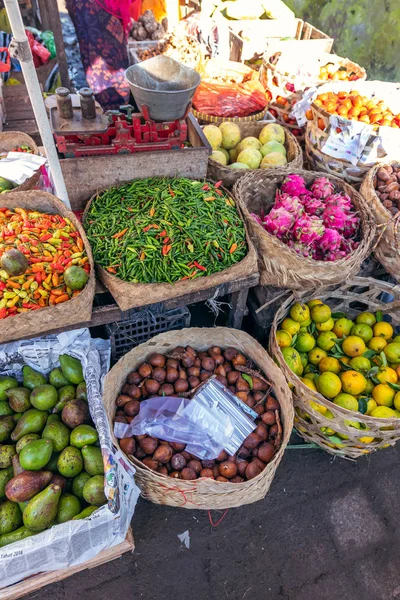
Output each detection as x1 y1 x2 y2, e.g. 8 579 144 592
207 124 303 189
269 277 400 459
268 101 305 142
0 132 40 193
233 168 376 290
360 161 400 280
192 108 269 125
103 327 293 509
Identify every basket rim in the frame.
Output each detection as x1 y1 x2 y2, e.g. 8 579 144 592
361 160 400 222
264 54 366 84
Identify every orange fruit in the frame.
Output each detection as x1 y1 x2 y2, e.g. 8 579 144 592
340 370 367 395
376 366 398 384
342 335 366 357
372 383 395 407
373 321 393 340
348 107 361 117
316 372 342 399
337 106 348 117
319 357 341 374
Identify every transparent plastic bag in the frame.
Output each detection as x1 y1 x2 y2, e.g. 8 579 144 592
114 377 257 459
193 78 269 117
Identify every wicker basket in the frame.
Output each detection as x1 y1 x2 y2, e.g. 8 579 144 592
103 327 293 509
270 277 400 459
0 132 40 193
233 168 376 290
307 81 400 186
360 161 400 280
207 124 303 189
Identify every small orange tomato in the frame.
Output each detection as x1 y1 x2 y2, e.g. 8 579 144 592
325 101 337 112
283 113 290 123
359 114 370 124
338 70 348 80
391 121 399 128
352 95 363 107
338 91 348 100
317 118 326 130
348 106 361 117
380 119 392 127
319 93 328 102
342 99 353 110
369 112 383 124
305 109 313 120
337 106 349 116
314 98 323 107
349 89 360 97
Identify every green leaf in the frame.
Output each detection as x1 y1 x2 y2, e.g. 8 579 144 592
387 381 400 391
291 334 298 347
371 376 381 385
241 374 253 390
333 343 344 356
363 349 377 359
332 312 346 319
330 353 346 359
380 351 387 367
358 397 368 414
339 361 354 371
367 366 379 377
376 310 383 323
310 322 317 336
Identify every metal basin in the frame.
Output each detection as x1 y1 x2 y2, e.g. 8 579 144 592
125 55 201 121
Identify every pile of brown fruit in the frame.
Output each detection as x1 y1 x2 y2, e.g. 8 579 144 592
373 164 400 214
114 345 283 483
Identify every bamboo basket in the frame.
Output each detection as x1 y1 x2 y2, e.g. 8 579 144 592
207 124 303 189
270 277 400 459
0 132 40 193
233 168 376 290
0 191 95 343
307 81 400 186
360 161 400 280
102 327 294 509
83 180 258 312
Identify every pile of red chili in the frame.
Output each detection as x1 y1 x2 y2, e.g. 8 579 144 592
0 207 89 320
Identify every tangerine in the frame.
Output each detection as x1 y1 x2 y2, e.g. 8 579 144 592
373 321 393 340
372 384 395 407
340 370 367 395
342 335 366 357
319 356 341 374
316 372 342 398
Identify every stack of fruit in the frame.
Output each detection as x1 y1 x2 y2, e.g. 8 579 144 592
203 122 289 170
276 299 400 438
0 355 106 548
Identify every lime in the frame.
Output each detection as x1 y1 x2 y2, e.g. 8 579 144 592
373 321 394 340
384 342 400 364
349 356 371 372
368 337 387 352
366 398 377 414
394 392 400 411
316 372 342 398
369 406 397 419
319 357 341 374
317 331 337 351
300 377 317 391
295 333 316 353
375 367 398 384
356 312 376 326
282 347 303 376
307 299 323 308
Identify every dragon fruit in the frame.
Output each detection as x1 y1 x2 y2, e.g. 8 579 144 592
343 213 361 238
322 205 347 230
263 208 295 239
251 212 263 226
325 193 353 211
281 174 308 197
287 240 313 258
319 228 343 253
303 196 324 216
275 192 303 214
324 249 347 262
310 177 335 199
293 215 325 245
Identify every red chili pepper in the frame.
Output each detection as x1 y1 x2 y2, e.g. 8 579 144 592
202 184 210 191
193 261 206 271
112 228 128 239
169 188 175 197
162 244 172 256
39 234 52 242
214 181 222 189
162 237 170 245
0 307 6 319
215 189 223 196
159 230 167 237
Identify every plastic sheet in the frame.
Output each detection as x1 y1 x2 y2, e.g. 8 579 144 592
193 78 269 117
114 377 257 459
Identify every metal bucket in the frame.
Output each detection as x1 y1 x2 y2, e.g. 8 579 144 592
125 55 201 121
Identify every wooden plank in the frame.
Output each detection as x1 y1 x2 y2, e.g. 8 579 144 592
0 529 134 600
228 287 249 329
37 0 70 88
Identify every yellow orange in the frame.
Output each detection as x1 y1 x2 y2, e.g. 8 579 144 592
340 370 367 395
373 321 394 340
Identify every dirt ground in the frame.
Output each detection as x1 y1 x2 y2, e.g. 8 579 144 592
24 440 400 600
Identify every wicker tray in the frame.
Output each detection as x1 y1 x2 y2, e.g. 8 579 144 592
360 161 400 280
102 327 293 509
233 168 376 290
270 277 400 459
0 131 40 193
207 123 303 189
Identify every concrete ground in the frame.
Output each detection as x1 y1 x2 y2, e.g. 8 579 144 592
25 441 400 600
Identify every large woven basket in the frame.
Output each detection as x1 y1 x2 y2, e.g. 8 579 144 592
233 168 376 290
307 81 400 186
207 124 303 189
103 327 293 509
360 161 400 280
0 132 40 193
270 277 400 459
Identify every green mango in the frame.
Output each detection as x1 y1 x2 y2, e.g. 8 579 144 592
0 467 13 498
46 413 60 425
0 500 22 534
23 482 62 532
83 475 106 506
0 525 32 547
0 402 13 416
0 445 16 468
0 416 15 442
72 505 98 520
70 425 98 449
71 471 91 499
16 433 40 454
6 387 31 413
0 376 18 402
42 421 70 452
18 501 28 513
81 446 103 476
57 446 83 478
59 355 84 385
22 366 46 391
19 439 53 471
56 493 81 523
76 382 87 402
44 452 60 473
52 385 76 414
11 409 47 441
30 385 58 411
49 368 70 389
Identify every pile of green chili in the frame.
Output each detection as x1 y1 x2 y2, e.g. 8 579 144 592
84 177 248 284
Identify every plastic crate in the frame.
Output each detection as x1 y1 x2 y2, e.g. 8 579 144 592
106 306 191 362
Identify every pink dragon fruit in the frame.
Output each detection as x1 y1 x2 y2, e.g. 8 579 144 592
343 213 361 238
274 192 303 215
281 174 308 197
325 193 353 211
251 212 263 226
340 238 359 253
303 196 325 216
310 177 335 199
322 205 347 230
287 240 313 258
263 208 295 239
324 249 347 262
319 228 343 253
293 215 325 245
